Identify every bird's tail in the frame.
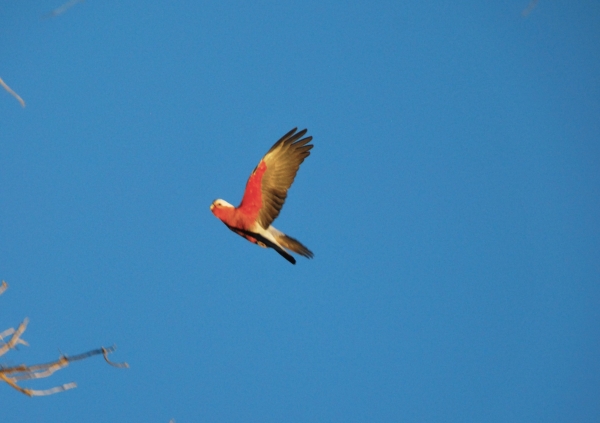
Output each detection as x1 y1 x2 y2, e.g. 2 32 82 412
271 229 314 259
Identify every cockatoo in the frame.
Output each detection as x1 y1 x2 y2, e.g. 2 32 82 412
210 128 314 264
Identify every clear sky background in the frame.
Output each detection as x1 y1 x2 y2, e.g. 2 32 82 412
1 1 599 422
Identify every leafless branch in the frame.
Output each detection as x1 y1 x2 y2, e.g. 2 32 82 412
0 78 26 108
1 342 127 396
0 372 77 397
0 318 29 357
1 283 128 396
103 346 130 368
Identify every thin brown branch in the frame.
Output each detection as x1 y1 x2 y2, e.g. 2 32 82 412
103 346 129 368
0 372 76 397
0 77 26 107
0 373 31 395
0 328 16 340
27 382 77 396
58 345 128 368
1 344 127 396
2 284 127 396
17 355 70 374
11 356 69 380
0 318 29 357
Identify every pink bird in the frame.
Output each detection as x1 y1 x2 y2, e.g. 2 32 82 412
210 128 314 264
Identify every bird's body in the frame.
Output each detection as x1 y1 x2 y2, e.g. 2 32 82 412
210 128 314 264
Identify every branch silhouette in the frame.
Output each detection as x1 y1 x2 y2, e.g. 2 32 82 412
1 281 128 397
0 77 26 107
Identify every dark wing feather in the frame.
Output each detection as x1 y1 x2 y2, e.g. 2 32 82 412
226 225 297 264
258 128 313 228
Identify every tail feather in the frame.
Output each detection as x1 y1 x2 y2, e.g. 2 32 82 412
227 225 297 264
276 234 314 259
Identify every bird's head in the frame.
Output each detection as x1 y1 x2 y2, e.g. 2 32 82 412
210 199 234 219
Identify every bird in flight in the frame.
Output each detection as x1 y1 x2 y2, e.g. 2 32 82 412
210 128 314 264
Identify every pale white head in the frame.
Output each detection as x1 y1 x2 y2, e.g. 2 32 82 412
210 199 234 211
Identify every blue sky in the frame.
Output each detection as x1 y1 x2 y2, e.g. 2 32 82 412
1 1 599 422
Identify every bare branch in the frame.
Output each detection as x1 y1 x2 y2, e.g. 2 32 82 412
1 345 127 396
0 318 29 357
0 328 16 340
1 295 127 395
2 283 127 396
0 372 77 397
43 345 130 368
103 346 129 368
0 373 32 395
0 334 29 352
0 77 26 108
10 356 70 380
27 382 77 396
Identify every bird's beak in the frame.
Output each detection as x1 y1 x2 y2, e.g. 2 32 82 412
210 204 214 211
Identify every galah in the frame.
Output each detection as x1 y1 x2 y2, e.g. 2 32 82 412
210 128 314 264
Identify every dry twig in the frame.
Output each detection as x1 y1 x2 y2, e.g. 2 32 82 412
0 319 29 357
0 78 26 108
1 332 127 396
1 283 127 396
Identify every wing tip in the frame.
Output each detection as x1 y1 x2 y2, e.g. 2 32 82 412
278 128 311 146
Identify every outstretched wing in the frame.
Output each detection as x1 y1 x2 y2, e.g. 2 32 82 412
258 128 312 228
238 128 313 228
